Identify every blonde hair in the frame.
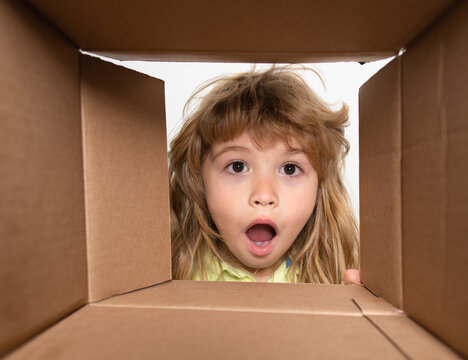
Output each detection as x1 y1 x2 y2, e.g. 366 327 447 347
169 66 359 283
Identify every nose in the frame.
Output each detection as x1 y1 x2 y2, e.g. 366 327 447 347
249 172 279 208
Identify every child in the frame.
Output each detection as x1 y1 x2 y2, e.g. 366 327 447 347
169 66 359 284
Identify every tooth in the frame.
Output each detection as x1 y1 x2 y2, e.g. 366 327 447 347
253 240 271 248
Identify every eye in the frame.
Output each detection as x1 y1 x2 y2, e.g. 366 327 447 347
281 163 301 176
226 161 248 174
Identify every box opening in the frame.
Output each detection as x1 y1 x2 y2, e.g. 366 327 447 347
80 52 394 229
3 0 466 357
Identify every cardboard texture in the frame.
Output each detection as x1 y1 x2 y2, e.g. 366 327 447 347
0 0 87 355
359 57 403 309
4 281 461 360
100 280 399 316
27 0 454 63
369 316 461 360
401 1 468 355
1 0 467 358
0 1 171 354
81 55 171 302
5 306 406 360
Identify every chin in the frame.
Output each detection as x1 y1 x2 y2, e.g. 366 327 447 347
243 256 277 269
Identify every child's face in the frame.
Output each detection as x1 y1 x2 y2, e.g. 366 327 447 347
202 132 318 277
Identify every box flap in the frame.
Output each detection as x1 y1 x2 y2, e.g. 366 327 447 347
5 305 410 360
28 0 454 62
401 1 468 357
98 281 398 316
0 1 87 356
359 57 403 309
81 55 171 302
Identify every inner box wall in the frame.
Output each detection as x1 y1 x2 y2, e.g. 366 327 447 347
0 1 87 355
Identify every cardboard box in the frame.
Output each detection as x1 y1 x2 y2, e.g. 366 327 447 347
0 0 466 358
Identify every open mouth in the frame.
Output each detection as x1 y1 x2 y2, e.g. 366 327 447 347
246 223 277 248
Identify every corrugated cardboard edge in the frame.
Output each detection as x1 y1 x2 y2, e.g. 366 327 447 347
93 50 395 64
359 57 403 309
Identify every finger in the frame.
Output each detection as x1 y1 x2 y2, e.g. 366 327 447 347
344 269 361 284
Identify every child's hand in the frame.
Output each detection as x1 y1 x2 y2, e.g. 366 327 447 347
344 269 361 284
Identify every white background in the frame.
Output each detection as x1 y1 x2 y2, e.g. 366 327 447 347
88 55 393 221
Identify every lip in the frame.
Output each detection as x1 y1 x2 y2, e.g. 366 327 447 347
244 218 279 257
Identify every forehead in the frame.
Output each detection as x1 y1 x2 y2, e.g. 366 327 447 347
209 132 304 155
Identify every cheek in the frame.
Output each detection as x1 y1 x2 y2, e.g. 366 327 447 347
293 193 316 220
204 177 243 229
282 182 318 227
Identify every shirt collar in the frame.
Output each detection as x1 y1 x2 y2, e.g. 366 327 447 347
218 257 293 282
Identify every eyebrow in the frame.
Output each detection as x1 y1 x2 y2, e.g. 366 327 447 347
287 148 306 155
211 146 251 160
212 145 306 160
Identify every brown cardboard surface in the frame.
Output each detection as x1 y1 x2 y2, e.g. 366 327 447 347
2 0 467 358
370 316 461 359
359 57 403 309
28 0 454 62
6 305 407 360
100 280 399 316
0 0 87 356
402 1 468 357
81 55 171 302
